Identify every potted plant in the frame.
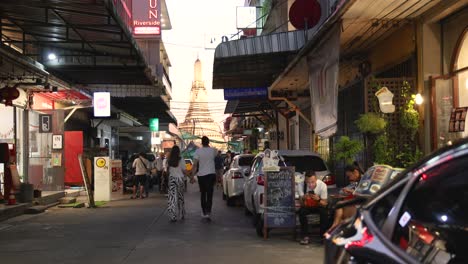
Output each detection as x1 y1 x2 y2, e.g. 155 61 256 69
334 136 364 165
355 112 387 134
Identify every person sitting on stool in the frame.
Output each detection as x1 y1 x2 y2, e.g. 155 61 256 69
298 170 329 245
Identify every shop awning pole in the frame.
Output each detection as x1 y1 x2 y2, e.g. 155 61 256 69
64 107 79 123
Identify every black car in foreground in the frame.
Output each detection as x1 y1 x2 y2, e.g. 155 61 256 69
325 138 468 264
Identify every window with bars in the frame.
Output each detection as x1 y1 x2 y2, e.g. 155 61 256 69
316 137 330 162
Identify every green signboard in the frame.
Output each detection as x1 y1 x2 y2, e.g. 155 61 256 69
149 118 159 132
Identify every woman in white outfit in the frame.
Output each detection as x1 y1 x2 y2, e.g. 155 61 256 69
167 145 187 222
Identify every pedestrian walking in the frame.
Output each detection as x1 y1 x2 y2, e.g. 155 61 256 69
156 153 164 192
167 146 187 222
162 152 169 194
132 152 150 199
190 136 217 220
215 150 224 189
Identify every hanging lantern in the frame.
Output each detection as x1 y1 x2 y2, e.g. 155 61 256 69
375 86 395 113
0 84 20 106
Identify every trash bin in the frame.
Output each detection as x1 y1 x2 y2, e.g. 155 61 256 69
19 183 34 203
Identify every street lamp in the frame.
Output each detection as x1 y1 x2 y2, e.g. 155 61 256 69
415 93 424 105
48 53 57 60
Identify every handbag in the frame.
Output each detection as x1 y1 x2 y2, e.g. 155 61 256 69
139 158 150 175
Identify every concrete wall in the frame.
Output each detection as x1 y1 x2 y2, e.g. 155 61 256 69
442 9 468 75
0 105 14 142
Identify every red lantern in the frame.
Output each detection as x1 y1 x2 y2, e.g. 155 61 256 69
0 85 20 106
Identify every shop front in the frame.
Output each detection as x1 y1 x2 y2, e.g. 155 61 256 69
27 94 65 192
427 7 468 149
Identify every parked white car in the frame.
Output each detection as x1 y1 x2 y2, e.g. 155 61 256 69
243 150 334 236
222 154 255 206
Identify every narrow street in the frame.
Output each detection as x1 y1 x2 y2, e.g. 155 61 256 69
0 185 323 264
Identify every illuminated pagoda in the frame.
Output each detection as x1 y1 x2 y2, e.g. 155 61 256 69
178 58 226 150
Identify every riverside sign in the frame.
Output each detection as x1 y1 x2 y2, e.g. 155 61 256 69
132 0 161 37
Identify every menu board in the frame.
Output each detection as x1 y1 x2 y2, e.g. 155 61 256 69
264 167 296 235
354 165 403 196
111 160 123 192
449 107 467 133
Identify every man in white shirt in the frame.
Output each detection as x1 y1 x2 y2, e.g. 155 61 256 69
298 171 329 244
190 136 217 220
132 152 150 199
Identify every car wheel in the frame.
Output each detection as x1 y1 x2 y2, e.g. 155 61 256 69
226 189 235 207
251 198 258 227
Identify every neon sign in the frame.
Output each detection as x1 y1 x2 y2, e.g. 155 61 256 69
132 0 161 37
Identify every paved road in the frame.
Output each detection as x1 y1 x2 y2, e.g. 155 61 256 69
0 184 324 264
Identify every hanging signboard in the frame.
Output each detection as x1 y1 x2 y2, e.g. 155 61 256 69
236 6 258 29
39 114 52 133
149 118 159 132
224 87 268 100
132 0 161 37
264 166 296 239
93 92 111 117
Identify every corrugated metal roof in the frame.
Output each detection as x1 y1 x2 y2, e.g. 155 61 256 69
215 30 306 58
0 0 151 85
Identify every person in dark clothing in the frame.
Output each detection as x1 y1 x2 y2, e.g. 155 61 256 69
215 151 224 189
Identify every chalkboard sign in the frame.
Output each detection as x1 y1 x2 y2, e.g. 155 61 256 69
264 167 295 235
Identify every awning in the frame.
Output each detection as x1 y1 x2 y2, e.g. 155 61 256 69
225 99 278 115
0 0 151 85
213 30 306 90
111 97 177 126
32 89 91 105
0 46 49 82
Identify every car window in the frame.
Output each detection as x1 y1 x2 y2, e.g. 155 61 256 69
391 156 468 263
239 156 254 166
252 158 263 174
281 156 327 172
369 184 405 229
230 157 237 169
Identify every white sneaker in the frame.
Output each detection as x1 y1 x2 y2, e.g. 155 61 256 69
201 212 207 218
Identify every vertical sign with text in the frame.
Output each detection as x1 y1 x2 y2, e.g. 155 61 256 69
149 118 159 132
39 114 52 133
264 167 296 238
132 0 161 37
